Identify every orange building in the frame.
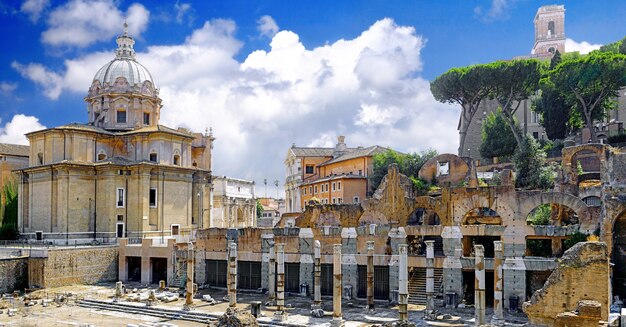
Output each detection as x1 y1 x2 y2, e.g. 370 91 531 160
297 136 387 208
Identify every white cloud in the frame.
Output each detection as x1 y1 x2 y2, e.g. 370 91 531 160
175 1 193 24
257 15 279 38
0 82 17 96
41 0 149 48
474 0 514 22
0 114 46 145
20 0 49 23
565 38 602 54
13 18 459 189
11 62 64 99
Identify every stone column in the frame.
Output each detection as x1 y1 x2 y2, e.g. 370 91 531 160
442 227 463 307
366 241 375 311
493 241 504 323
341 228 357 300
299 228 315 296
274 243 286 320
426 240 435 313
398 244 409 321
228 242 237 308
268 240 276 305
332 244 343 326
474 244 485 327
388 227 407 301
313 240 322 309
261 232 274 292
185 242 195 309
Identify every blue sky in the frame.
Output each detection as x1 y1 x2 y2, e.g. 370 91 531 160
0 0 625 192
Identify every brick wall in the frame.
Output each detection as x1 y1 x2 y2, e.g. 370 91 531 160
29 246 118 288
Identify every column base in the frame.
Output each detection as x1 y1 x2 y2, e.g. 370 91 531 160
331 317 344 327
490 316 505 326
273 311 287 321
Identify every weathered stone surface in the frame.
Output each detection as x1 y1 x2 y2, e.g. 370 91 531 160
523 242 609 326
208 307 259 327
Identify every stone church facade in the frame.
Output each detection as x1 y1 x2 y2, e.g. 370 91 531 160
16 25 214 243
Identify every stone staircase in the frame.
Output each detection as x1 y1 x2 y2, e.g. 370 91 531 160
169 251 187 289
408 267 443 305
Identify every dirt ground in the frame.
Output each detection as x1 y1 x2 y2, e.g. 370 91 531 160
0 283 529 326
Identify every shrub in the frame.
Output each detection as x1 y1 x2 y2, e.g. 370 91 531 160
564 231 588 251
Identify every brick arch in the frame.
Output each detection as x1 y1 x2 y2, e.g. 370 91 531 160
561 144 607 184
452 194 516 225
414 196 447 225
517 191 591 226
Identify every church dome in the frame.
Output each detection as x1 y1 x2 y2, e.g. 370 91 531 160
92 23 155 87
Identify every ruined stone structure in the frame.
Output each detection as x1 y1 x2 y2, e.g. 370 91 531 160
16 25 213 243
211 176 256 228
523 242 610 326
190 142 626 326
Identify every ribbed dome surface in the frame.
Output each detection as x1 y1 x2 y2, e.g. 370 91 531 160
93 59 154 87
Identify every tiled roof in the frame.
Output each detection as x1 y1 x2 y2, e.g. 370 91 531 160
0 143 29 157
290 147 335 157
318 145 389 166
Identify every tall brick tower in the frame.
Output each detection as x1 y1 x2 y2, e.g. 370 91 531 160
532 5 565 57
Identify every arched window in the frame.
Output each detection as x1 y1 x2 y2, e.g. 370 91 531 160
149 152 157 162
548 21 555 36
173 154 180 165
97 153 107 161
37 152 43 165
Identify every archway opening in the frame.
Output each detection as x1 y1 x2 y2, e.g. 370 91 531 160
407 207 440 226
613 212 626 301
463 207 501 225
526 203 578 226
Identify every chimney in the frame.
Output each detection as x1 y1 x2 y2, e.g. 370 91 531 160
333 135 347 158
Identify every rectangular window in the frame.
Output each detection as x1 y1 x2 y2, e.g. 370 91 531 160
332 198 336 204
437 161 450 176
302 188 306 195
305 165 314 174
309 186 312 194
353 196 360 204
358 170 362 176
338 197 343 204
149 153 157 162
149 188 157 208
332 182 336 191
116 188 125 208
143 112 150 125
338 181 341 190
116 110 127 123
314 185 318 194
117 214 124 221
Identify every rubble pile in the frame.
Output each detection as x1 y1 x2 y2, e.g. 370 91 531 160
208 307 259 327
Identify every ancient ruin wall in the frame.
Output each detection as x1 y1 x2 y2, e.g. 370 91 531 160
0 256 28 292
29 246 118 288
523 242 609 326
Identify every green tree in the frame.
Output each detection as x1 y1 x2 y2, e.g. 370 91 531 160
513 137 555 190
431 65 491 155
533 50 571 140
545 52 626 142
479 108 517 159
484 59 543 147
256 200 263 219
369 149 437 192
0 180 19 240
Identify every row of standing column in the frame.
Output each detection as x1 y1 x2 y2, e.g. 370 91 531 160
226 239 505 326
